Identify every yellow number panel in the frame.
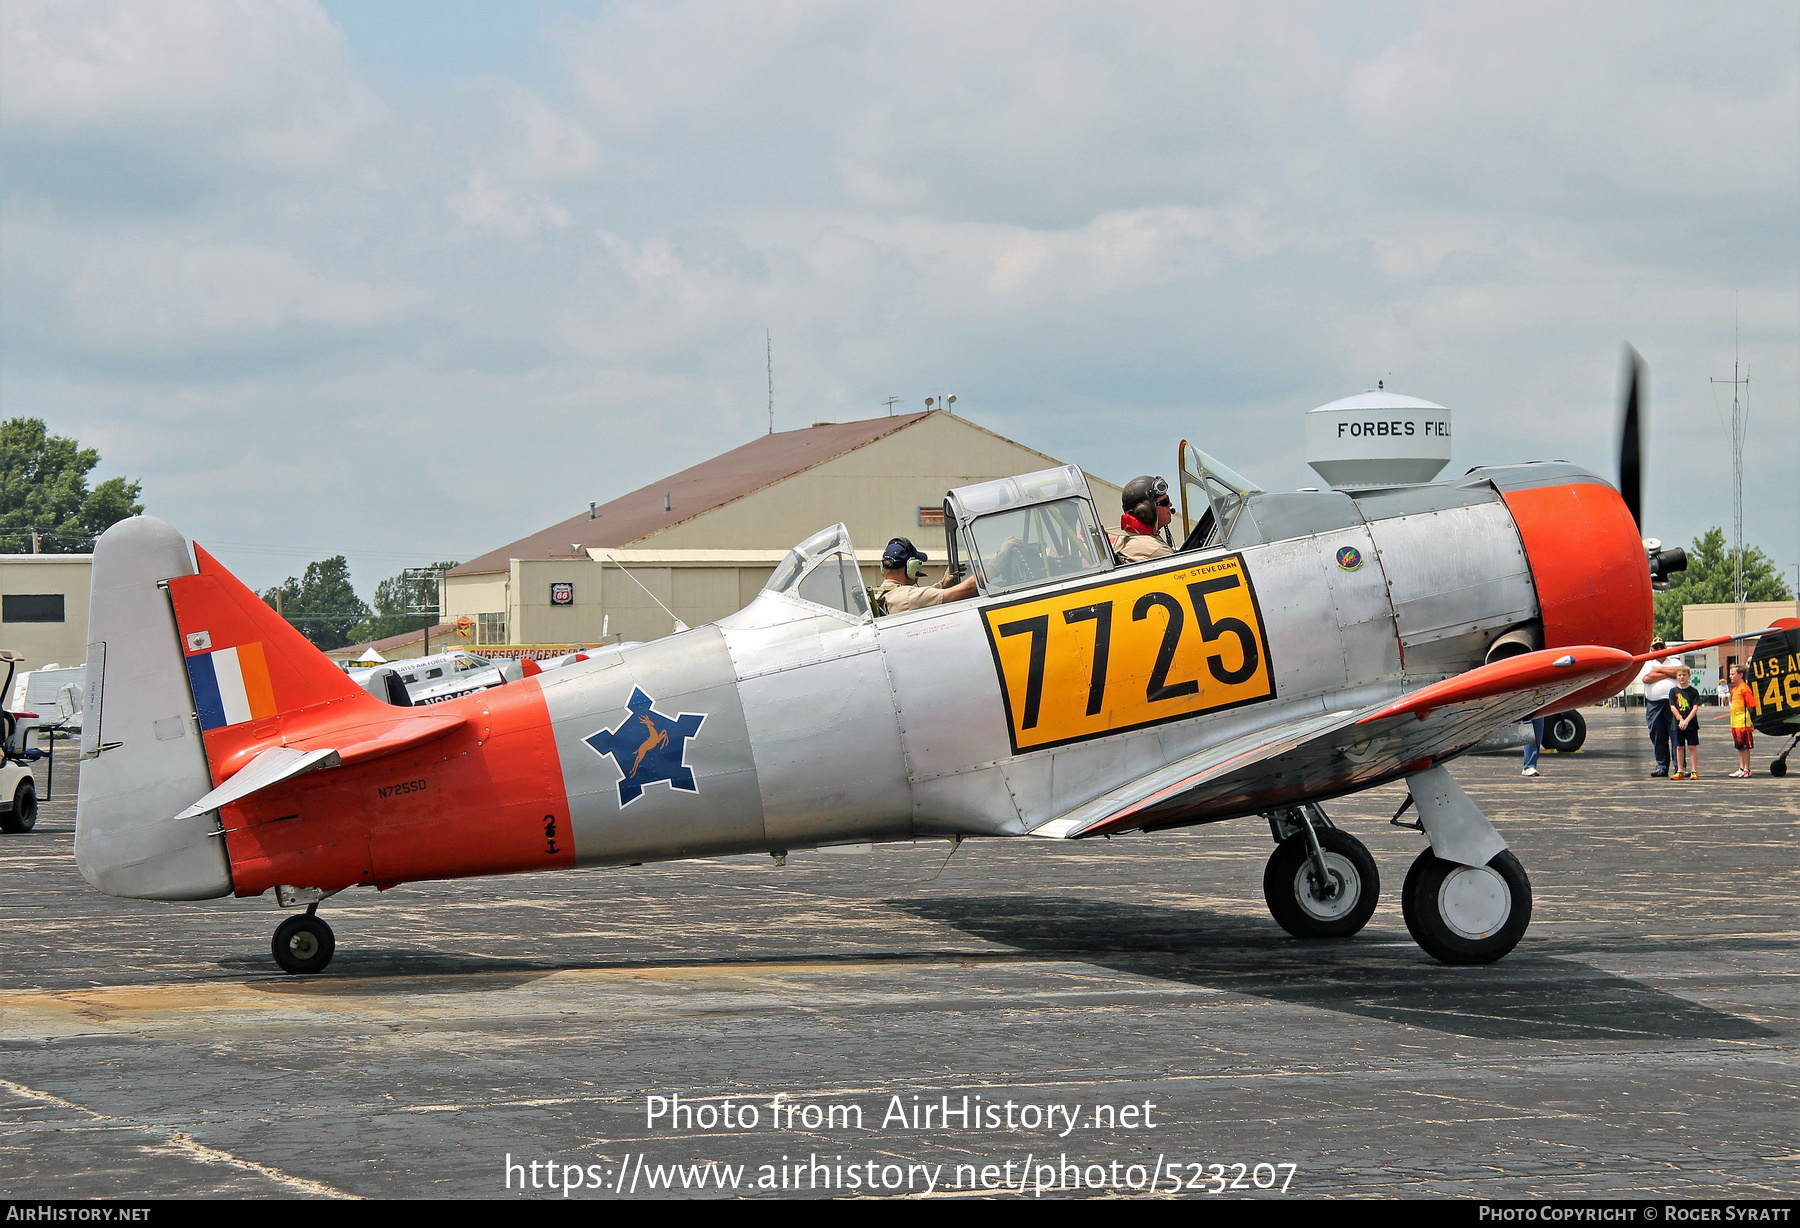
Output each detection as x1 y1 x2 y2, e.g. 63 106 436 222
980 552 1276 753
1749 642 1800 721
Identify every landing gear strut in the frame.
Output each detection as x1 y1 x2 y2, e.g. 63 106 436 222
1261 805 1379 939
272 905 335 975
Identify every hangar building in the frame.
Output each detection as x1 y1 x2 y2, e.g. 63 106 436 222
442 410 1123 648
0 554 92 675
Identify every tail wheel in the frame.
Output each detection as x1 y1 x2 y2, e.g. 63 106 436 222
1771 758 1788 778
272 913 336 975
1 778 36 834
1401 848 1532 965
1263 828 1380 939
1543 711 1587 753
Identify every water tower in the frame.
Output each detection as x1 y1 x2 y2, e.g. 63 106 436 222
1305 388 1452 490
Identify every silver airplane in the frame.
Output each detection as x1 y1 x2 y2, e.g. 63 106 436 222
71 371 1742 975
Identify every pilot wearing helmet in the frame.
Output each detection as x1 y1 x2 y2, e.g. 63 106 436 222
872 537 978 615
1112 475 1175 563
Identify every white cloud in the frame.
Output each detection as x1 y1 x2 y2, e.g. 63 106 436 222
0 0 380 172
57 238 425 352
449 174 574 237
0 0 1795 596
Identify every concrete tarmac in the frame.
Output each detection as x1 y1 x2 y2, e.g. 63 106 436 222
2 708 1795 1199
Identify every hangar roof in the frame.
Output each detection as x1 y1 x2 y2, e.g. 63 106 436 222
450 413 931 577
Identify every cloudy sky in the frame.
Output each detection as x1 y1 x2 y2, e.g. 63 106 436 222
3 0 1796 596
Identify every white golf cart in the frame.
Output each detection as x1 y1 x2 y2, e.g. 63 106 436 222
1 651 41 833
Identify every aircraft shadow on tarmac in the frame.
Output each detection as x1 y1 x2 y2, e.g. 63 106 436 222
893 897 1776 1044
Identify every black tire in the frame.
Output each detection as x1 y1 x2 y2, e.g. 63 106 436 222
1 778 36 834
271 914 335 975
1543 710 1586 753
1401 847 1532 965
1263 828 1380 939
1770 758 1788 778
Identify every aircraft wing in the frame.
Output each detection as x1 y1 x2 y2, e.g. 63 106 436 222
1035 638 1755 840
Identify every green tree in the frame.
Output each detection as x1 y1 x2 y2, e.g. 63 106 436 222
0 417 144 553
261 556 372 651
351 562 461 644
1653 527 1794 641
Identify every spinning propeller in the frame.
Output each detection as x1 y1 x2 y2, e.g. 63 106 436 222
1618 344 1687 591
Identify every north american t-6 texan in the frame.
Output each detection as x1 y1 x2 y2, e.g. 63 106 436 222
73 354 1780 974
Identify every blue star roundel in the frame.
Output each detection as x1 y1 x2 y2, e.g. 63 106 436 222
585 687 707 806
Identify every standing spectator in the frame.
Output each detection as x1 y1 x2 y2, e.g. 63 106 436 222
1521 716 1547 777
1639 642 1679 778
1669 667 1703 779
1728 664 1758 778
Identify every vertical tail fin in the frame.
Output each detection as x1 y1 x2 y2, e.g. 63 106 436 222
75 517 232 899
166 543 376 782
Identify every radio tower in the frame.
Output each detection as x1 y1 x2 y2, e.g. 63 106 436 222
1711 300 1750 605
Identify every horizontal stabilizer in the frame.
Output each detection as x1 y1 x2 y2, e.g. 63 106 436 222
207 708 468 792
174 746 341 821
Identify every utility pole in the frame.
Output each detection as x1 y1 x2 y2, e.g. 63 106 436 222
766 329 774 436
403 566 444 657
1711 299 1750 606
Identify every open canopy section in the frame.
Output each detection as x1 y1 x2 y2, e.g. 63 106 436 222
762 524 870 619
1179 443 1264 549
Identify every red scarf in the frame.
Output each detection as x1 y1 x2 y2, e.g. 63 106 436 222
1120 512 1157 536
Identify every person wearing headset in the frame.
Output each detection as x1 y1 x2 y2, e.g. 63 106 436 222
872 537 978 615
1112 475 1175 563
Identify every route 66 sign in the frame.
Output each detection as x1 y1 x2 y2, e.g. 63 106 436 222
550 582 574 606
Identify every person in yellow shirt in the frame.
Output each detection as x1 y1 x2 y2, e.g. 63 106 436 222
1728 664 1758 778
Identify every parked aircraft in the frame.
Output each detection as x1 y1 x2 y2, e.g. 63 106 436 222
1746 623 1800 776
345 649 511 708
69 354 1770 973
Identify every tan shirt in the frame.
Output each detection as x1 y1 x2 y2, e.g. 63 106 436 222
1112 531 1174 562
876 579 953 614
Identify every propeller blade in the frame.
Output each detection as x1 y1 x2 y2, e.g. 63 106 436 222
1619 344 1644 530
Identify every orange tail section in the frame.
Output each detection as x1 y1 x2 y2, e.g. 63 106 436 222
165 545 472 786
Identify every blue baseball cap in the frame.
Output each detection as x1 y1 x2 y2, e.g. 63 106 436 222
883 537 927 568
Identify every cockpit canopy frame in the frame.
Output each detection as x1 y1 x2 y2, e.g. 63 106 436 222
943 464 1115 597
760 523 871 621
1178 441 1265 551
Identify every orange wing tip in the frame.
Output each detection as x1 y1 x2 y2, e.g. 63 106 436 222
1355 646 1634 726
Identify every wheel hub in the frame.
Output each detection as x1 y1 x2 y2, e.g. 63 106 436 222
1295 854 1361 922
288 931 320 960
1438 865 1511 939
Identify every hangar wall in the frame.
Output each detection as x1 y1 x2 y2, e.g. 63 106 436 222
0 554 93 674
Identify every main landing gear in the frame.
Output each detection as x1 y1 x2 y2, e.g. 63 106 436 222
1262 804 1379 940
1259 767 1535 964
272 905 336 975
1400 848 1532 965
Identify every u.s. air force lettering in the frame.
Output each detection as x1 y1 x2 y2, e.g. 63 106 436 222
585 687 707 806
981 552 1276 753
